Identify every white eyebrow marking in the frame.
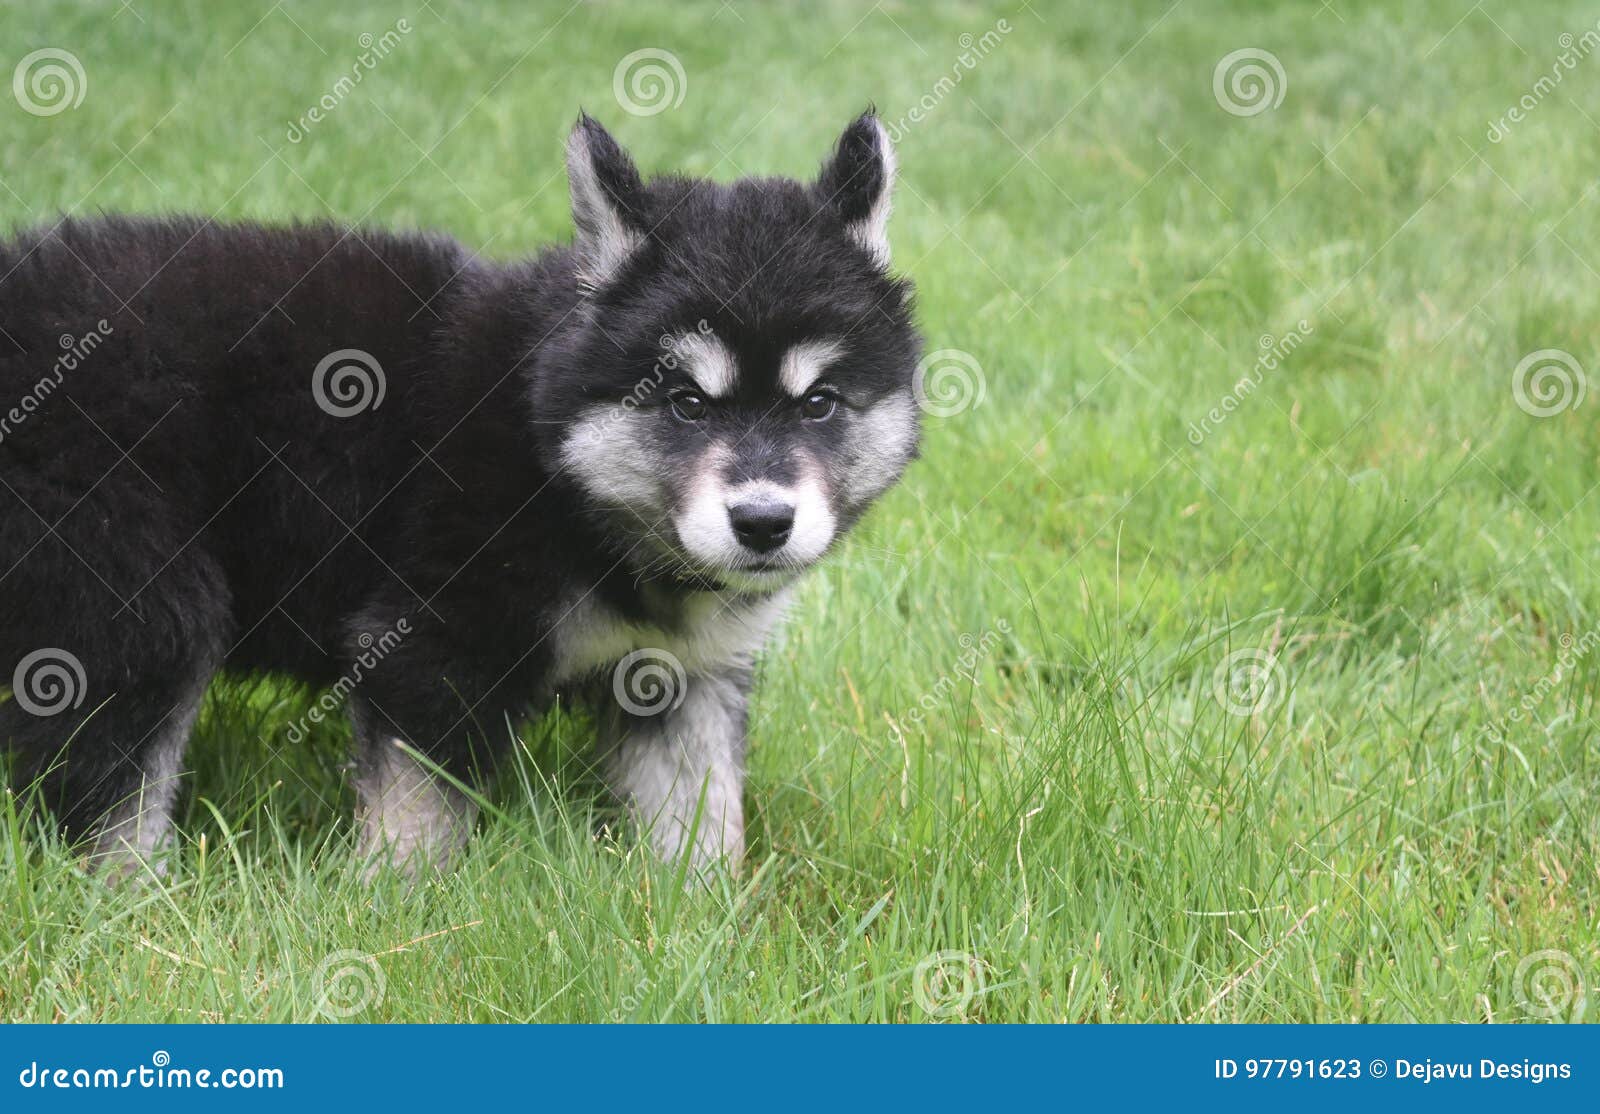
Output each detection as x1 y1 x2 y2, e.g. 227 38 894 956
670 333 738 397
779 338 846 396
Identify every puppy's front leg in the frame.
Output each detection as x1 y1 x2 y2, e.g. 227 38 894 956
601 670 749 871
349 702 477 880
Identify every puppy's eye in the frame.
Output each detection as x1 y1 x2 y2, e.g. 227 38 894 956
801 391 838 421
669 391 708 421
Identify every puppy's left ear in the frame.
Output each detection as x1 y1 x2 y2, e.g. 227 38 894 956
567 113 649 292
815 110 897 268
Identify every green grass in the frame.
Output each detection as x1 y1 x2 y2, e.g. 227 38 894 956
3 0 1599 1022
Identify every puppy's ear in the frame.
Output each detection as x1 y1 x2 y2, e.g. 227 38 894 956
815 110 897 268
567 113 648 292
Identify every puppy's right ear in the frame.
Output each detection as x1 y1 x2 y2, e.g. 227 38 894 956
567 113 648 293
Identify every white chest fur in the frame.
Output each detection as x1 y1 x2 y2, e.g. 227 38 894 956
550 588 792 684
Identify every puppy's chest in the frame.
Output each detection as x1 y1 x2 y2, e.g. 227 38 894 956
548 590 791 684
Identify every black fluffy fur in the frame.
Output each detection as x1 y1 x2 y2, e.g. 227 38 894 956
0 112 918 841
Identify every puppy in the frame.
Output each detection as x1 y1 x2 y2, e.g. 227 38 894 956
0 111 921 879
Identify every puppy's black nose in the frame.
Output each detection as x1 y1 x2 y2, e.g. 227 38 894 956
729 498 794 554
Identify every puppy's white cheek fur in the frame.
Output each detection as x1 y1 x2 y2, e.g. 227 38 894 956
785 468 836 564
673 445 738 567
842 394 918 504
560 406 663 510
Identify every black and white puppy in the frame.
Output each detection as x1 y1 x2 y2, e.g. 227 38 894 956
0 111 921 879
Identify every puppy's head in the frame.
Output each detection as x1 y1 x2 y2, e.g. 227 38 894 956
542 110 922 593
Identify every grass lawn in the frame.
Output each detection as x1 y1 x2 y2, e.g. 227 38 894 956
2 0 1598 1023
